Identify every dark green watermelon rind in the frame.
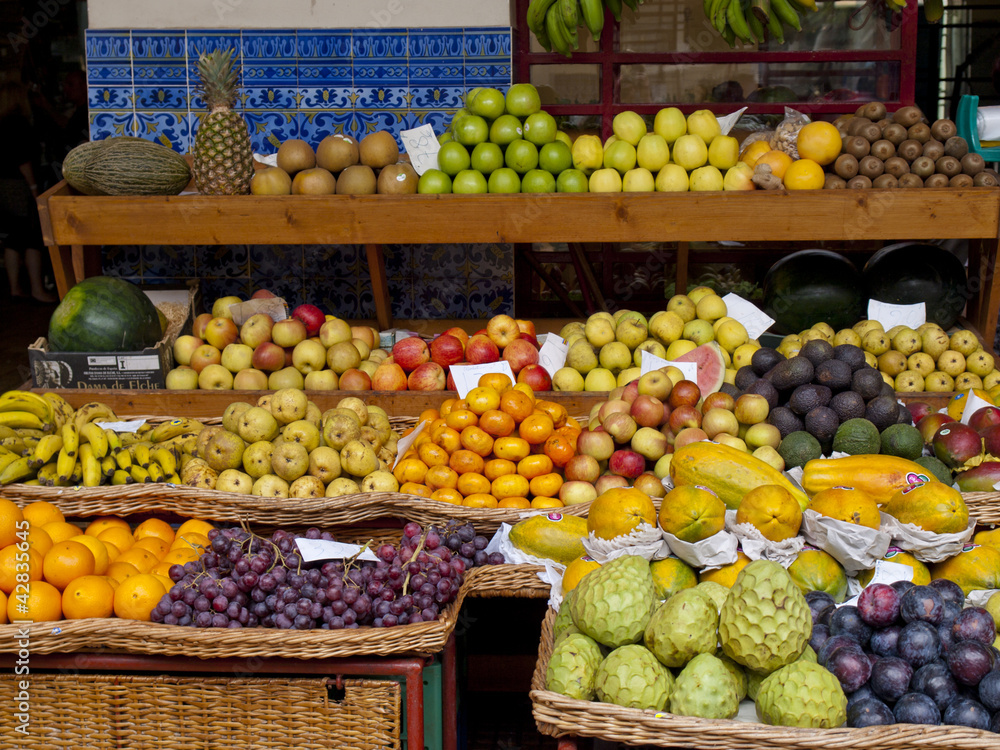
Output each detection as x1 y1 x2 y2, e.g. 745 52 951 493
763 250 866 335
48 277 163 353
862 244 967 330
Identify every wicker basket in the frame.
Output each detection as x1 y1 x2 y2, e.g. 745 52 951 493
463 563 550 599
529 609 995 750
0 673 399 749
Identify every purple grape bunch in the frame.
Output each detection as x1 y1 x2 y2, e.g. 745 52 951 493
812 580 1000 732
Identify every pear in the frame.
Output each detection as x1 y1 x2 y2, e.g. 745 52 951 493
341 439 379 478
289 475 326 498
890 327 921 356
204 430 247 473
950 329 980 356
270 388 309 424
252 474 290 498
337 396 370 426
567 340 599 374
326 477 361 497
270 442 310 482
308 446 342 484
194 425 224 458
323 414 362 451
282 419 321 453
238 406 280 444
920 328 950 359
937 350 966 377
361 470 400 492
216 468 254 494
222 402 252 433
242 441 275 479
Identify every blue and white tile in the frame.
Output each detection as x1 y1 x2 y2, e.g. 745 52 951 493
101 246 142 277
468 243 515 279
133 86 188 110
134 112 190 152
242 64 297 87
90 111 136 141
89 85 132 110
299 86 354 110
413 245 469 278
409 30 465 58
408 59 464 86
86 30 132 62
353 30 408 60
416 278 470 318
306 111 356 139
201 278 253 305
196 245 251 279
304 244 361 279
132 62 187 86
248 244 299 277
243 111 296 153
468 276 515 317
406 110 452 136
464 62 511 87
87 64 132 85
320 279 361 319
354 61 407 86
297 31 352 60
131 32 187 60
298 63 352 86
464 28 512 57
353 86 409 109
408 86 464 109
142 246 192 278
242 86 298 110
382 244 414 278
242 30 298 86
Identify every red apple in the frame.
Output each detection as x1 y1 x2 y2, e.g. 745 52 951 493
486 314 520 348
702 392 735 412
339 368 373 391
240 313 274 349
429 334 465 369
517 363 552 391
372 362 408 391
674 427 709 449
283 346 295 367
203 317 239 350
906 401 934 425
515 319 536 337
576 429 615 461
251 341 286 372
172 335 203 366
251 289 277 299
465 334 500 364
969 406 1000 433
603 412 638 444
667 380 702 409
407 362 447 391
392 337 430 373
595 474 630 494
473 328 488 337
630 395 665 428
518 332 539 349
608 449 646 479
442 327 470 348
621 380 639 404
502 339 540 374
291 304 325 337
668 404 703 433
351 325 377 350
446 367 460 391
192 312 214 339
189 344 221 374
271 318 308 348
564 454 601 483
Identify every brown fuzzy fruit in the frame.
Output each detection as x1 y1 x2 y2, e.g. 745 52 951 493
922 139 945 161
893 106 923 128
883 156 910 178
846 117 872 136
961 153 985 176
872 173 898 189
834 153 859 180
859 155 885 179
847 175 872 189
930 119 957 142
973 171 999 187
870 139 896 161
845 136 871 159
907 123 931 144
824 174 847 190
935 155 961 177
882 123 908 146
923 173 949 188
910 155 936 179
863 102 888 121
898 173 924 189
860 123 882 143
949 173 974 188
896 139 922 162
944 136 969 159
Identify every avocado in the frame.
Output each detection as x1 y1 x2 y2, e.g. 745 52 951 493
789 384 833 415
778 430 823 469
735 365 759 391
913 455 953 485
878 381 895 399
833 344 867 371
768 406 805 438
896 404 912 426
800 339 836 367
720 382 741 398
805 406 840 444
832 418 881 455
880 423 924 460
751 347 785 376
745 378 779 409
865 395 900 432
851 368 884 401
768 356 815 391
814 359 853 391
829 391 866 422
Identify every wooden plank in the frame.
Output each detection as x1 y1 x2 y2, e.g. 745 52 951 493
364 243 392 331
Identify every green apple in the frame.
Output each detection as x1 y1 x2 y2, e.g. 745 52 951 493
504 138 539 174
417 169 452 194
521 168 556 193
453 114 489 146
554 131 573 147
622 167 655 192
505 83 541 117
689 165 724 191
687 109 722 146
589 168 622 193
653 107 687 144
488 167 521 193
612 110 647 146
438 132 452 144
523 111 558 146
708 135 740 170
468 87 506 120
723 162 755 191
437 141 471 176
556 168 589 192
538 141 573 174
636 133 670 172
671 134 708 171
571 134 604 174
489 114 523 146
471 142 504 175
604 140 637 175
452 169 488 194
655 164 689 192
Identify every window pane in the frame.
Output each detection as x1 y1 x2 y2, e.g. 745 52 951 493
530 64 603 104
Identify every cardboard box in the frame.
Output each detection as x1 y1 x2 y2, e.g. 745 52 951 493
28 284 197 390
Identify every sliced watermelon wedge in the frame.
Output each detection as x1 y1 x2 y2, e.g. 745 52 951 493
670 342 726 395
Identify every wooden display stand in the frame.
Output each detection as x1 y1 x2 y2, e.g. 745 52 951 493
37 184 1000 337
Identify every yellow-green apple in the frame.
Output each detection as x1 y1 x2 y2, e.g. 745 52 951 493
407 361 447 391
559 481 598 506
486 314 520 348
251 341 286 372
292 339 328 374
637 370 672 401
192 312 214 339
198 363 234 390
430 334 465 369
339 368 373 390
190 344 222 373
358 360 378 377
502 337 539 374
352 338 371 361
350 325 377 350
291 303 325 337
165 365 199 390
576 429 615 461
326 340 362 374
268 366 304 390
392 337 430 372
211 295 242 320
564 453 601 483
221 343 254 373
598 399 630 422
371 362 408 391
319 317 352 347
204 316 239 350
595 474 630 493
233 368 269 390
304 369 339 390
603 412 637 443
465 334 499 364
552 367 585 391
517 363 551 391
631 426 667 461
272 318 308 348
442 327 470 348
173 335 203 366
240 313 274 348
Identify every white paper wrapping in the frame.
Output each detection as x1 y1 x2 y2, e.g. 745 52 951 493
879 512 977 563
582 522 671 563
661 529 739 571
799 509 891 576
724 510 803 567
967 588 1000 608
493 522 569 609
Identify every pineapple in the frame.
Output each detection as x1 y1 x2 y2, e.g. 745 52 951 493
192 48 253 195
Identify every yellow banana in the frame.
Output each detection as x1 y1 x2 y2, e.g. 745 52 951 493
104 429 122 452
131 441 152 468
158 432 199 456
114 449 132 471
150 418 204 443
0 456 35 485
61 423 79 460
0 390 54 424
0 411 48 431
72 402 118 432
0 426 18 441
100 454 117 479
0 436 26 455
80 443 102 487
36 462 59 486
165 471 181 485
111 469 133 485
130 465 151 484
42 391 74 428
56 444 77 483
0 451 21 475
79 422 109 458
151 446 178 476
146 462 165 483
29 434 64 469
20 436 39 454
118 431 144 447
22 479 41 486
15 428 47 439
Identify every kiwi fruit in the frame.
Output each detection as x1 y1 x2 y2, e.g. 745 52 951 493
834 153 859 180
824 174 847 189
860 123 882 143
906 123 931 144
276 139 317 176
876 118 892 132
854 105 869 117
870 139 895 161
859 155 885 179
961 152 985 176
898 173 924 189
872 174 898 189
316 134 360 173
894 106 923 128
935 155 961 177
376 162 419 194
882 123 908 146
973 171 999 187
930 118 957 142
291 166 336 195
847 117 873 136
894 139 921 162
359 130 400 170
335 164 377 195
921 139 944 161
943 136 969 159
910 155 936 178
863 101 888 121
924 173 949 188
884 156 910 178
949 173 974 188
847 175 873 190
845 136 871 159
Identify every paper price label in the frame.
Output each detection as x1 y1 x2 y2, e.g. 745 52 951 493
867 300 926 331
400 124 441 176
868 559 914 587
640 350 698 381
392 420 426 470
296 538 379 564
538 334 568 378
721 293 774 340
449 362 516 398
960 390 994 425
229 298 288 326
96 419 146 433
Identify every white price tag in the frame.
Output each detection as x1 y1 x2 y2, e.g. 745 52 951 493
449 362 516 398
96 419 146 433
840 560 913 607
295 538 379 563
960 390 994 424
400 124 441 176
228 298 288 326
721 293 774 340
640 350 698 382
867 300 926 331
538 334 568 377
392 420 426 470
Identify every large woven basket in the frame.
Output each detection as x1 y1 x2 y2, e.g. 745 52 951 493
0 673 399 749
529 609 996 749
463 563 549 598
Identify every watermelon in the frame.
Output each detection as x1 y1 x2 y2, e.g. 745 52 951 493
762 250 866 335
672 342 726 395
48 276 163 352
863 243 967 329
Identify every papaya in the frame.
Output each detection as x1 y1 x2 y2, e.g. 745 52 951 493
669 441 809 511
508 513 588 565
930 544 1000 595
787 549 849 603
807 486 881 529
800 455 937 505
954 461 1000 492
587 487 656 540
649 557 697 600
857 548 931 587
882 481 969 535
973 528 1000 548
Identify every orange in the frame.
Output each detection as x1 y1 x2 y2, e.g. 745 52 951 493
699 550 752 587
22 500 64 528
736 485 803 541
159 547 200 567
418 407 440 425
563 555 602 593
466 386 501 415
102 541 122 562
431 425 462 454
453 398 471 411
68 535 110 575
492 473 530 500
494 437 531 462
478 372 512 392
534 400 568 429
176 519 215 538
808 487 881 529
427 417 447 434
795 120 842 165
400 482 433 498
659 485 727 543
457 472 492 497
97 527 135 553
518 413 554 445
529 472 563 498
116 547 159 573
0 590 6 624
512 383 535 399
517 454 553 479
782 158 825 190
84 515 130 537
105 560 141 586
500 390 534 422
113 573 168 621
542 434 575 468
484 458 517 481
463 494 499 509
444 409 478 431
438 398 458 417
430 488 463 505
739 139 772 168
497 497 531 509
754 150 793 180
530 497 564 510
133 518 176 545
62 575 116 619
587 487 657 540
42 540 96 590
42 520 83 545
479 409 516 438
0 545 42 595
171 532 210 553
132 537 170 560
8 579 61 622
394 457 429 485
425 465 459 491
0 499 24 548
151 561 175 579
449 449 485 475
417 442 450 467
565 416 582 431
23 524 53 557
459 426 494 457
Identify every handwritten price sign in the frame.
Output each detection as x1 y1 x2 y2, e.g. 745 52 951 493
400 124 441 176
867 300 926 330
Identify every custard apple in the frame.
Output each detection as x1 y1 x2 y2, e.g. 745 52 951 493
693 581 730 612
644 589 719 668
553 589 582 645
546 632 604 701
718 559 810 673
747 645 815 701
570 554 656 649
595 644 674 711
755 660 847 728
716 653 748 701
669 653 740 720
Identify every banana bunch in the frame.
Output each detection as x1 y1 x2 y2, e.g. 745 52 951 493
703 0 815 47
527 0 646 56
0 389 63 432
